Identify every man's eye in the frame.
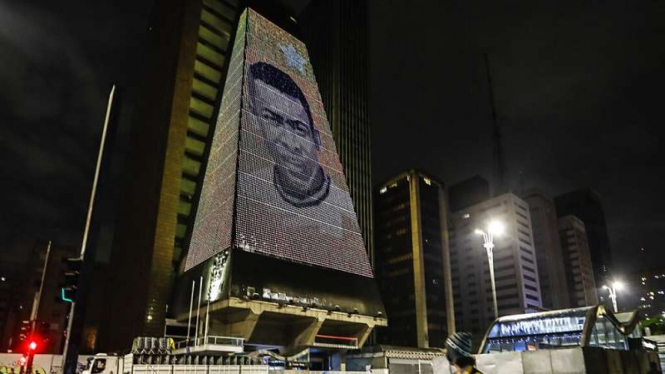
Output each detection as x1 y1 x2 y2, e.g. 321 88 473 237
263 112 281 124
294 123 309 137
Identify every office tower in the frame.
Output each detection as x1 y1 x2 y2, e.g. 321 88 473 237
631 268 665 318
102 0 241 350
522 191 570 309
448 176 491 213
449 193 542 341
558 216 599 307
298 0 374 262
171 9 385 349
555 188 613 286
374 170 454 348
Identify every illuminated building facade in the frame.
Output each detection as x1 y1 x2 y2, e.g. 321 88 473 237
299 0 374 263
170 8 385 349
522 191 570 309
448 193 542 343
374 170 455 348
558 215 598 308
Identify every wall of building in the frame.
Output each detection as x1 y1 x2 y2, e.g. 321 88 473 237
299 0 374 265
449 193 542 344
374 171 453 348
522 192 570 309
558 215 598 308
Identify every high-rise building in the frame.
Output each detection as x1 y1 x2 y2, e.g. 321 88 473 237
522 191 569 309
448 176 491 213
558 216 598 307
169 8 385 349
101 0 242 351
99 0 379 353
298 0 374 263
449 193 542 342
631 268 665 318
555 188 613 287
374 170 455 348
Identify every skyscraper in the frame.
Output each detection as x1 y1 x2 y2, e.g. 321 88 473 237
558 215 598 307
102 0 241 350
449 193 542 343
555 188 613 287
168 8 385 349
374 170 455 348
522 191 569 309
298 0 374 262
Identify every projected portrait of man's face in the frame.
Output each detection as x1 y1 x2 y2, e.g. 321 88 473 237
249 62 329 207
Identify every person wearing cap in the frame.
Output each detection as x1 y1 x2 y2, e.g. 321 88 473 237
446 332 483 374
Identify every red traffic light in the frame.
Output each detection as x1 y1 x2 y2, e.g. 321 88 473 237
28 341 37 351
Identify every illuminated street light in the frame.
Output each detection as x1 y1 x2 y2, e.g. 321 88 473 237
476 220 505 319
603 281 624 313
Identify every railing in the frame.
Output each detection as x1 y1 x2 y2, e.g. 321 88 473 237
175 336 244 350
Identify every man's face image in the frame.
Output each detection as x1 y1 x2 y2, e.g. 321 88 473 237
251 79 320 185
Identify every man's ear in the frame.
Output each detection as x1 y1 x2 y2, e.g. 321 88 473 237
313 128 321 150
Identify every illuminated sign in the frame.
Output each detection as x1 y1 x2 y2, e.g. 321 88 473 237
497 316 585 337
185 9 374 279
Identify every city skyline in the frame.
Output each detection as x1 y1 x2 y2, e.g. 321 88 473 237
0 0 663 277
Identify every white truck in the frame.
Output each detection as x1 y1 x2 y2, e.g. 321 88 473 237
82 354 268 374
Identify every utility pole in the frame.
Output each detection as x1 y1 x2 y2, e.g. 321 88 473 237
25 241 51 374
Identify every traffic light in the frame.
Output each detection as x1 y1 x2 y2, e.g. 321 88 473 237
61 257 82 303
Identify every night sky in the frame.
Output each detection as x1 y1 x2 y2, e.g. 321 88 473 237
1 0 663 280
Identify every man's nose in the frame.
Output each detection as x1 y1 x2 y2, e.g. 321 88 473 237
282 128 301 150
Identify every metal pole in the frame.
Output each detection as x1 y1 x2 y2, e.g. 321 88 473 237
194 276 203 346
204 300 210 339
62 85 116 373
611 289 618 313
187 281 195 345
30 240 51 322
486 242 498 320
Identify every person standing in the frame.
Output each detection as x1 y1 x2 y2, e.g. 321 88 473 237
445 332 483 374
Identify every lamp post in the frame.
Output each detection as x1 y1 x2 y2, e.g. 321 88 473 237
475 220 505 320
602 281 624 313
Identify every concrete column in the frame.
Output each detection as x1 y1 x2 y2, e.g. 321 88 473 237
409 173 429 348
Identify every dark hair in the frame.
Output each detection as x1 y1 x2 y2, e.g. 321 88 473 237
248 62 315 132
454 355 476 368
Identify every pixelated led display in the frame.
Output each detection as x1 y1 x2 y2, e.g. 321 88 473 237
186 9 373 279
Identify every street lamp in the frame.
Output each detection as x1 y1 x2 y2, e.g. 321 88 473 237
476 220 505 319
602 281 624 313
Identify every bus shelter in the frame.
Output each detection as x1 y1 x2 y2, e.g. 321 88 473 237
479 305 644 354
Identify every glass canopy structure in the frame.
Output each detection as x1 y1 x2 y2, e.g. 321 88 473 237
480 305 643 353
